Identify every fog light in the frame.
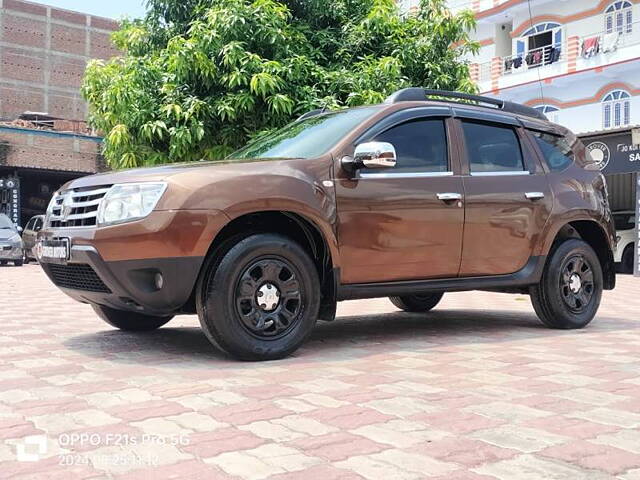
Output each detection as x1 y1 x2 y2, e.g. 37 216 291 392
154 272 164 290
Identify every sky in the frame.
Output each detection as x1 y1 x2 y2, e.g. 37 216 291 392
28 0 147 20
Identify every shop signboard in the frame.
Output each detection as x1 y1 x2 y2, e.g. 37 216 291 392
581 132 640 176
0 177 20 226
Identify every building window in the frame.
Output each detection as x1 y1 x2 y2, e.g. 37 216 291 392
602 90 631 129
534 105 560 122
517 23 562 67
605 1 633 34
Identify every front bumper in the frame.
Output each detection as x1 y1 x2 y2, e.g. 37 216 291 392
0 245 23 261
37 209 229 315
40 245 203 316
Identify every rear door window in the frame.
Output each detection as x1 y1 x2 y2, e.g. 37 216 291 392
531 131 574 172
461 121 526 173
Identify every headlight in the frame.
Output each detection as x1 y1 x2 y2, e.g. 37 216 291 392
97 182 167 226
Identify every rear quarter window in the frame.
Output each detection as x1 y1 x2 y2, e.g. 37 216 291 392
531 131 574 172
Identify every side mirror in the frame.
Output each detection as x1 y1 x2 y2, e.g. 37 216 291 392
17 226 23 233
341 141 397 175
354 141 397 169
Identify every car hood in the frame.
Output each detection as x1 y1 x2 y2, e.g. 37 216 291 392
63 157 300 190
0 229 19 241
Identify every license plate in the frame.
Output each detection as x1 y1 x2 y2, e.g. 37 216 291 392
38 239 70 261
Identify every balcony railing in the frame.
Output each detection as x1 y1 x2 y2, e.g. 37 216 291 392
502 43 563 75
474 22 640 86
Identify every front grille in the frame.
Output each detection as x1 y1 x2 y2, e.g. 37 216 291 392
48 185 111 228
46 263 112 293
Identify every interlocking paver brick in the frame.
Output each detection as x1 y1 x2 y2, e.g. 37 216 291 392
1 266 640 478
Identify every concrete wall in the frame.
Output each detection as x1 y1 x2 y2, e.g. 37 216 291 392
0 0 119 121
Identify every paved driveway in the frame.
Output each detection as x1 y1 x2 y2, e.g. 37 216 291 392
1 264 640 479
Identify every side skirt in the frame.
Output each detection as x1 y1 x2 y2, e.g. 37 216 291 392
337 255 546 301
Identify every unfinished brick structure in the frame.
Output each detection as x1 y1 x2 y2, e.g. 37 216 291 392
0 0 119 121
0 0 119 226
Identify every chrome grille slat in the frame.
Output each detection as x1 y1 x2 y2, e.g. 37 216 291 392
46 185 111 228
49 211 100 221
70 188 111 198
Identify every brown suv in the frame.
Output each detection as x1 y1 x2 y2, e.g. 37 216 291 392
37 89 616 360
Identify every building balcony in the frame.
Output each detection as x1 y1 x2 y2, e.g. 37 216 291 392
472 26 640 94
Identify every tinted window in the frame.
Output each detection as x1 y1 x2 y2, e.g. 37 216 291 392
531 131 574 171
370 118 448 173
25 218 35 230
614 213 635 231
230 107 380 160
34 217 43 231
462 121 525 173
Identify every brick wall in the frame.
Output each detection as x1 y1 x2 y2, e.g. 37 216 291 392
0 126 104 173
0 0 120 121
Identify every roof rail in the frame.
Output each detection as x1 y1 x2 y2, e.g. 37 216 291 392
384 88 548 122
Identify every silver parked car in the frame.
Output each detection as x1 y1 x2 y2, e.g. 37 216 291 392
0 213 24 266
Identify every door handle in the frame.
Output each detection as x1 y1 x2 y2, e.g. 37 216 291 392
525 192 545 200
437 193 462 202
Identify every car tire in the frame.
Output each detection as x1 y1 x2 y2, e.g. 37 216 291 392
389 293 444 312
530 239 603 329
0 261 7 266
621 244 634 274
196 233 320 361
92 305 173 331
14 259 23 267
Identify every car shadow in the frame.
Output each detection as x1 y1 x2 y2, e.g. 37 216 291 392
63 308 635 367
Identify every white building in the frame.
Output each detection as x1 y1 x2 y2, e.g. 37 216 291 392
400 0 640 212
445 0 640 136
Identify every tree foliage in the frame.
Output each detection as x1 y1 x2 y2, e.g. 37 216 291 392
82 0 478 168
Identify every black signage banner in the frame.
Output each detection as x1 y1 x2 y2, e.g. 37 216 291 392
580 132 640 176
0 177 20 226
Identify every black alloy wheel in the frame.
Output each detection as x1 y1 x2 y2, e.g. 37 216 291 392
235 258 303 339
530 239 603 329
559 254 595 314
196 233 320 361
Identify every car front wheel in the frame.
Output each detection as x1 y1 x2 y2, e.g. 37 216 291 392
196 233 320 361
92 305 173 331
530 239 603 329
389 293 444 313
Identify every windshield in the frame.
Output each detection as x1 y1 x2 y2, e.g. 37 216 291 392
0 214 15 229
229 107 380 160
614 213 635 231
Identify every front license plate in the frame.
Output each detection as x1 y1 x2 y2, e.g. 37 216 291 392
38 238 70 261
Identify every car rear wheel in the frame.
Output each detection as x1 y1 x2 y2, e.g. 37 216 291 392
196 233 320 361
14 259 23 267
530 239 603 329
389 293 444 313
0 261 7 266
92 305 173 331
620 244 634 274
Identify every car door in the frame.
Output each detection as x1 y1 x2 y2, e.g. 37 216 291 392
454 112 553 276
335 110 465 284
22 217 36 249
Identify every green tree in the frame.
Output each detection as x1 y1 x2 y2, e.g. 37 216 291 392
82 0 478 168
